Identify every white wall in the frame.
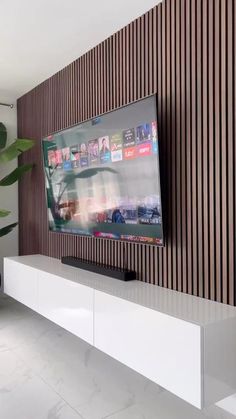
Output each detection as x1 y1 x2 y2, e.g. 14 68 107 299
1 0 163 100
0 95 18 279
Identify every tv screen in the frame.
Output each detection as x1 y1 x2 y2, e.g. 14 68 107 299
42 95 164 245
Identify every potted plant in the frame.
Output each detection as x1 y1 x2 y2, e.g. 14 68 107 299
0 122 34 237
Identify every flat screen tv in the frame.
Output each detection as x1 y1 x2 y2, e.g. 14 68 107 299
42 95 164 245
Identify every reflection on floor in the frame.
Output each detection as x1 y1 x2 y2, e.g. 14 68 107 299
0 294 235 419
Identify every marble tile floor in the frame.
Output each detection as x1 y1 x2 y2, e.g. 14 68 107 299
0 293 236 419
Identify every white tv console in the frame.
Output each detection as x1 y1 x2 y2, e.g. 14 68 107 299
3 254 236 409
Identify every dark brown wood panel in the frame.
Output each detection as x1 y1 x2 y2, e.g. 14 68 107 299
18 0 236 305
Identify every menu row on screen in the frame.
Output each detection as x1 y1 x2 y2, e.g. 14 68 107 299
47 121 158 170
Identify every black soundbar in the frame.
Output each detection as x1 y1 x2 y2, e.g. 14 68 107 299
61 256 136 281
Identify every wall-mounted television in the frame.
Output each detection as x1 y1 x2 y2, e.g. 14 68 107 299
42 95 164 245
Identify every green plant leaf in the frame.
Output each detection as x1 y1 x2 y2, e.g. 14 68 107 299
0 209 11 217
62 167 117 184
56 167 117 204
0 164 34 186
0 123 7 149
0 139 34 163
0 222 17 237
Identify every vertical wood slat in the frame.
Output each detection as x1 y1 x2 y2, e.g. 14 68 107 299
180 0 187 294
207 0 215 300
166 0 172 290
221 0 228 304
191 0 198 297
202 0 210 299
157 5 163 288
227 0 234 306
234 0 236 307
196 0 204 298
170 0 177 291
214 0 222 302
161 0 168 290
17 0 236 305
175 0 182 291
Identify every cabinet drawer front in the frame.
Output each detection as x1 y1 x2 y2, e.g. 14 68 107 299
38 271 93 345
4 259 38 310
94 291 202 408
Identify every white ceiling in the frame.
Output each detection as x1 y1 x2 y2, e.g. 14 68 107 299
0 0 162 102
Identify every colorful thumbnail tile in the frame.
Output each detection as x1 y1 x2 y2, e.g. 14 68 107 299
123 146 136 160
47 149 56 167
62 147 70 161
70 145 80 168
137 142 152 157
111 133 123 162
88 139 99 164
62 147 72 170
55 149 63 168
99 136 111 164
136 123 151 143
152 121 158 154
79 143 89 167
123 128 135 148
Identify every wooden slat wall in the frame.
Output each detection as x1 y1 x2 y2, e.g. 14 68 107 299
18 0 236 305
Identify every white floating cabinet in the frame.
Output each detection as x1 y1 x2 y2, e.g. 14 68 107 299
4 258 38 311
3 254 236 409
94 291 202 408
37 271 93 345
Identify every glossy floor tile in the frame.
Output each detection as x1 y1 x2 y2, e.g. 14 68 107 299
0 294 236 419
